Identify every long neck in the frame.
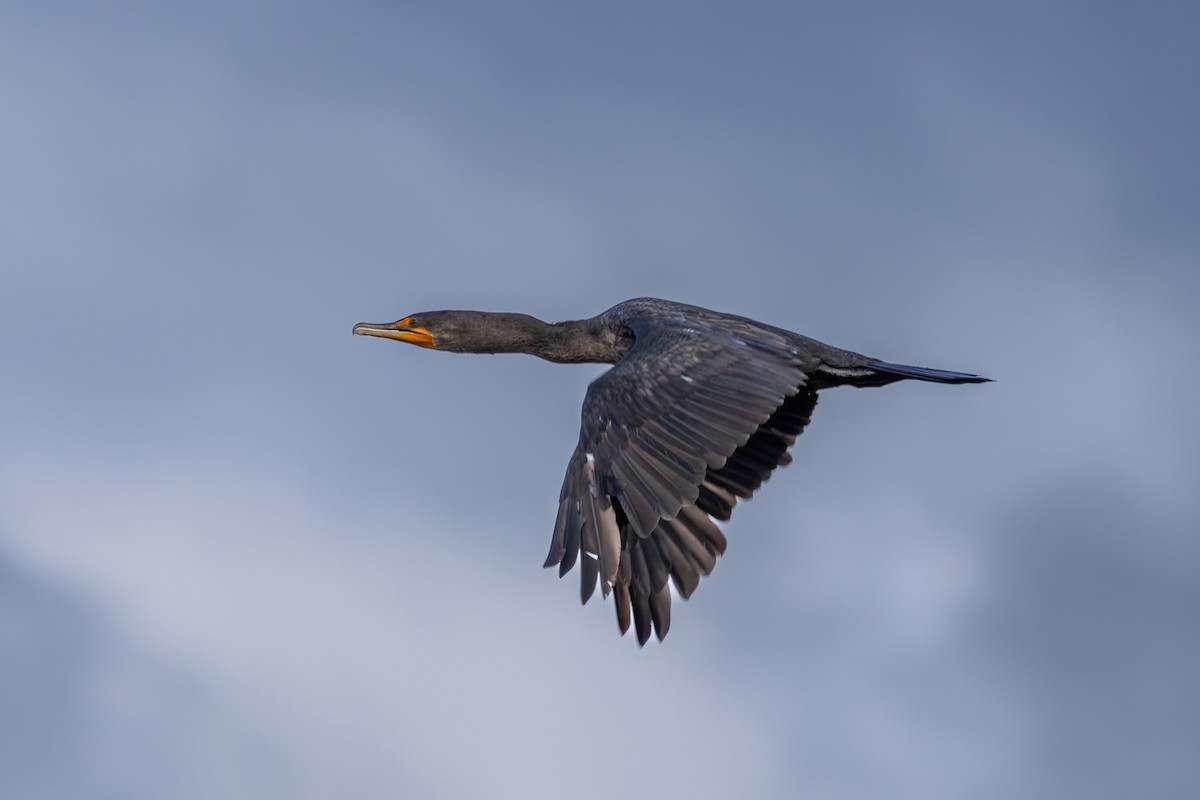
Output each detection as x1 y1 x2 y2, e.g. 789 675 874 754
457 313 624 364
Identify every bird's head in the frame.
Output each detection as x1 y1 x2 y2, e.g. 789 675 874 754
353 313 439 349
353 310 551 354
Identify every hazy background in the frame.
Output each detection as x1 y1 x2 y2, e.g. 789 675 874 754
2 2 1197 798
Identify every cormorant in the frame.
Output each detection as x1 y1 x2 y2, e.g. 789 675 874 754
354 297 989 645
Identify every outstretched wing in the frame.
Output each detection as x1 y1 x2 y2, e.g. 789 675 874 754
543 315 818 644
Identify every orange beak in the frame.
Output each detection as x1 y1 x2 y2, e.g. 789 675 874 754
352 318 435 348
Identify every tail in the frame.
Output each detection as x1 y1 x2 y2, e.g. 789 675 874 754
817 360 992 387
868 361 992 384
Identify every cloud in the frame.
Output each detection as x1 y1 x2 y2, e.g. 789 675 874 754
2 457 781 798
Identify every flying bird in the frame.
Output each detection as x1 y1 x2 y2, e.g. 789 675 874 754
354 297 989 645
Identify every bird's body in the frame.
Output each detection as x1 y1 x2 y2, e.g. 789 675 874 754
354 298 989 645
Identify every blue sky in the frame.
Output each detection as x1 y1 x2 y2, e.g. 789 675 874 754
2 2 1197 798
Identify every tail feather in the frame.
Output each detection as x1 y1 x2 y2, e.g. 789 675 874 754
865 361 992 384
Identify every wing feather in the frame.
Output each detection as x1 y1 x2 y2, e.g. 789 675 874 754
546 310 822 644
580 552 598 604
657 531 701 598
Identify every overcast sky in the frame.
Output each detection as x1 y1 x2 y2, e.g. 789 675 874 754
2 2 1197 799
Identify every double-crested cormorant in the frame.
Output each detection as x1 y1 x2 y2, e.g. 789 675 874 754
354 298 989 645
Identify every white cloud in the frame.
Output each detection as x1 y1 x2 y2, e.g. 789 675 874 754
2 456 781 798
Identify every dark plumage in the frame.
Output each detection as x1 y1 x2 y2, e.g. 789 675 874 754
354 297 989 645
